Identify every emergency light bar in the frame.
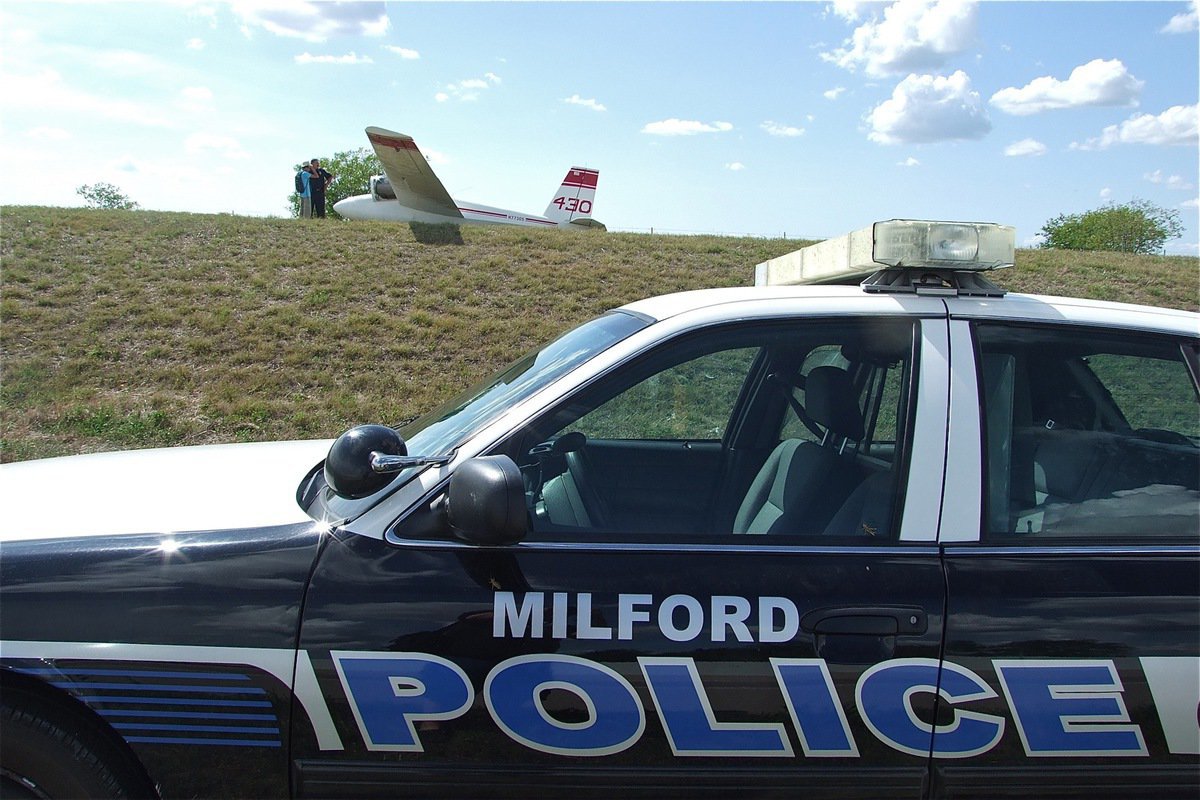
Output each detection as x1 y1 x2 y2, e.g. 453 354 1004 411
754 220 1016 294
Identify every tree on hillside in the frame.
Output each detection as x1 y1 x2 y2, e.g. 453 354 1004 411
288 147 383 219
1039 199 1184 255
76 182 139 210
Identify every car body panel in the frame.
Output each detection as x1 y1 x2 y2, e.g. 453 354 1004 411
0 522 331 798
292 530 946 797
0 439 331 542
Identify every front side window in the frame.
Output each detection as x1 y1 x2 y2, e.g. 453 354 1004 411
976 323 1199 540
310 310 650 523
563 347 758 441
495 318 917 543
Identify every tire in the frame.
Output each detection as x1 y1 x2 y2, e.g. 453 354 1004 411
0 696 149 799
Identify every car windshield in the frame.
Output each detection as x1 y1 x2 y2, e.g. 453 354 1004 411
307 310 651 523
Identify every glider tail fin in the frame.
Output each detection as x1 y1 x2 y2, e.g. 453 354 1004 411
544 168 599 226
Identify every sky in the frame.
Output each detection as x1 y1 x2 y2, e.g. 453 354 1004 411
2 1 1198 253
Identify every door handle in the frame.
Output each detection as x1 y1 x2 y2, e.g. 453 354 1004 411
801 606 928 636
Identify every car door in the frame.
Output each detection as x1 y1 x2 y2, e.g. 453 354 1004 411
936 316 1200 799
291 309 953 798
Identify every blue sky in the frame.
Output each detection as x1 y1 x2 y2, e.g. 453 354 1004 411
2 1 1197 253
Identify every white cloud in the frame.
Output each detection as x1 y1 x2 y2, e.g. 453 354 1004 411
822 0 978 77
867 70 991 144
641 119 734 136
761 121 804 137
1099 187 1112 199
295 52 373 65
186 38 205 51
990 59 1142 116
26 126 71 142
823 86 847 100
185 132 250 160
235 1 389 43
0 67 172 127
87 49 166 77
898 156 920 166
1004 138 1047 157
436 73 501 102
1071 104 1199 150
564 94 606 112
725 162 746 171
1181 197 1199 209
826 0 868 22
181 86 213 102
1144 169 1194 191
176 86 215 114
384 45 419 59
186 5 218 29
1162 1 1198 33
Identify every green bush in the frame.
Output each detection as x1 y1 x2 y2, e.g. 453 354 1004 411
1039 199 1183 255
76 183 139 211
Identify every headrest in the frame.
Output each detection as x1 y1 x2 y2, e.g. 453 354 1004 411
805 366 864 441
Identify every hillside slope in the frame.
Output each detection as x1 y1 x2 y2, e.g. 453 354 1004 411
2 206 1196 461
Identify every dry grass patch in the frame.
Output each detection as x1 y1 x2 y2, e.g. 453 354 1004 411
2 205 1196 462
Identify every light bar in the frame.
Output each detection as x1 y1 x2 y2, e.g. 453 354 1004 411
873 219 1015 269
754 219 1016 287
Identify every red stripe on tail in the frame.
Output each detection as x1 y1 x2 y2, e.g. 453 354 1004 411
368 132 420 152
561 169 598 189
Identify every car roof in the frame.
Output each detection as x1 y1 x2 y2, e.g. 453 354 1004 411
620 285 871 320
619 284 1199 338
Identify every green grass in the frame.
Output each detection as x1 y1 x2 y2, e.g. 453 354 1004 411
2 205 1197 462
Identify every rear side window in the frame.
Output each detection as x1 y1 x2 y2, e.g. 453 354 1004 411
1087 353 1200 438
976 323 1199 540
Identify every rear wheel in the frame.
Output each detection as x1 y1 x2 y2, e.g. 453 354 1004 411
0 697 149 799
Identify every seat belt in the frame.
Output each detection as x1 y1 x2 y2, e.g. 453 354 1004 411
768 373 826 442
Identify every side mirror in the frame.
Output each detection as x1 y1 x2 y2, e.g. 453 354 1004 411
325 424 407 499
447 455 527 545
325 424 456 500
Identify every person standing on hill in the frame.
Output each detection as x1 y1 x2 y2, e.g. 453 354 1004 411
309 158 333 218
296 164 313 219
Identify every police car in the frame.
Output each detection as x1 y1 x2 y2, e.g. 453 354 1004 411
2 220 1197 799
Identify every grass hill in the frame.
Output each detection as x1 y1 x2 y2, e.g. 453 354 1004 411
2 205 1197 462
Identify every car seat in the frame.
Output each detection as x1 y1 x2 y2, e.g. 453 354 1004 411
733 366 866 534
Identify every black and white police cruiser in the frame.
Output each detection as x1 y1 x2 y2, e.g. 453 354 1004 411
2 220 1197 799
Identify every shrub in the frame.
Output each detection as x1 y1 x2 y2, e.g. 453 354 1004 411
76 183 139 211
1039 199 1184 255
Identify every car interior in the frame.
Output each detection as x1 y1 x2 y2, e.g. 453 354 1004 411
507 319 917 542
979 326 1200 539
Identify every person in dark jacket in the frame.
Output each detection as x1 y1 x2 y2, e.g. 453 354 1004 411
309 159 333 218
